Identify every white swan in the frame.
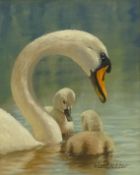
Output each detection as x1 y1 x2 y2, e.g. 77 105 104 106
65 110 114 156
45 88 75 137
0 108 42 155
0 30 111 155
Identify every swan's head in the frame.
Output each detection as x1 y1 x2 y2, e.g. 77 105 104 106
89 49 111 103
81 110 103 132
74 31 112 103
53 88 76 121
56 30 112 103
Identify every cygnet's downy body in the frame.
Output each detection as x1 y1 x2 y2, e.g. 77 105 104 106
65 110 114 156
45 88 75 138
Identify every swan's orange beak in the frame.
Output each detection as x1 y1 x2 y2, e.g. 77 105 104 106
94 66 108 103
90 57 111 103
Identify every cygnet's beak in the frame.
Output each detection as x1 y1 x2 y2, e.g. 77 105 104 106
90 57 111 103
64 107 72 121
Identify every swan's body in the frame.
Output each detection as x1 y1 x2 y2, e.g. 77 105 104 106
65 110 114 156
0 30 111 155
45 88 75 137
0 109 42 155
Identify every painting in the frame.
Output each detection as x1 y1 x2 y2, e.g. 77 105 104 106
0 0 140 175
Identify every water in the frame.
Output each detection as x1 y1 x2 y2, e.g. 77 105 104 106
0 0 140 175
1 84 140 175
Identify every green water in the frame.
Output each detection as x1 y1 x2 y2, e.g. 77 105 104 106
0 0 140 175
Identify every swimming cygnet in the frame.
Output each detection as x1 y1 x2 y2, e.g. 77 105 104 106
65 110 114 156
45 88 76 138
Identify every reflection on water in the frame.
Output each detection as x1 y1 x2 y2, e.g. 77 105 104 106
0 146 59 175
0 143 126 175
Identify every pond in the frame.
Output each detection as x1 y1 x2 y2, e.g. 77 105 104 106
1 77 140 175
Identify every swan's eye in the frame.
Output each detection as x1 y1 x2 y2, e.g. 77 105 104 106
100 52 107 61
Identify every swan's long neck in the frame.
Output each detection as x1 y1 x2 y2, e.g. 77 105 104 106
11 31 88 144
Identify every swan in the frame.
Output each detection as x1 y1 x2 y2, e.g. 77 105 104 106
45 87 75 137
0 30 111 155
0 108 42 155
65 110 114 156
81 110 103 131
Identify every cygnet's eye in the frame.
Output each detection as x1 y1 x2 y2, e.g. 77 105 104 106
63 100 66 104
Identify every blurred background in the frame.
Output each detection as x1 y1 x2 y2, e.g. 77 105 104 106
0 0 140 175
0 0 139 106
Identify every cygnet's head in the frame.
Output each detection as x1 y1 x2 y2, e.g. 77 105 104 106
81 110 103 132
53 88 76 121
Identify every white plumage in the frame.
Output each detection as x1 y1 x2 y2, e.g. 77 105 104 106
0 30 109 155
0 108 42 155
45 87 75 137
